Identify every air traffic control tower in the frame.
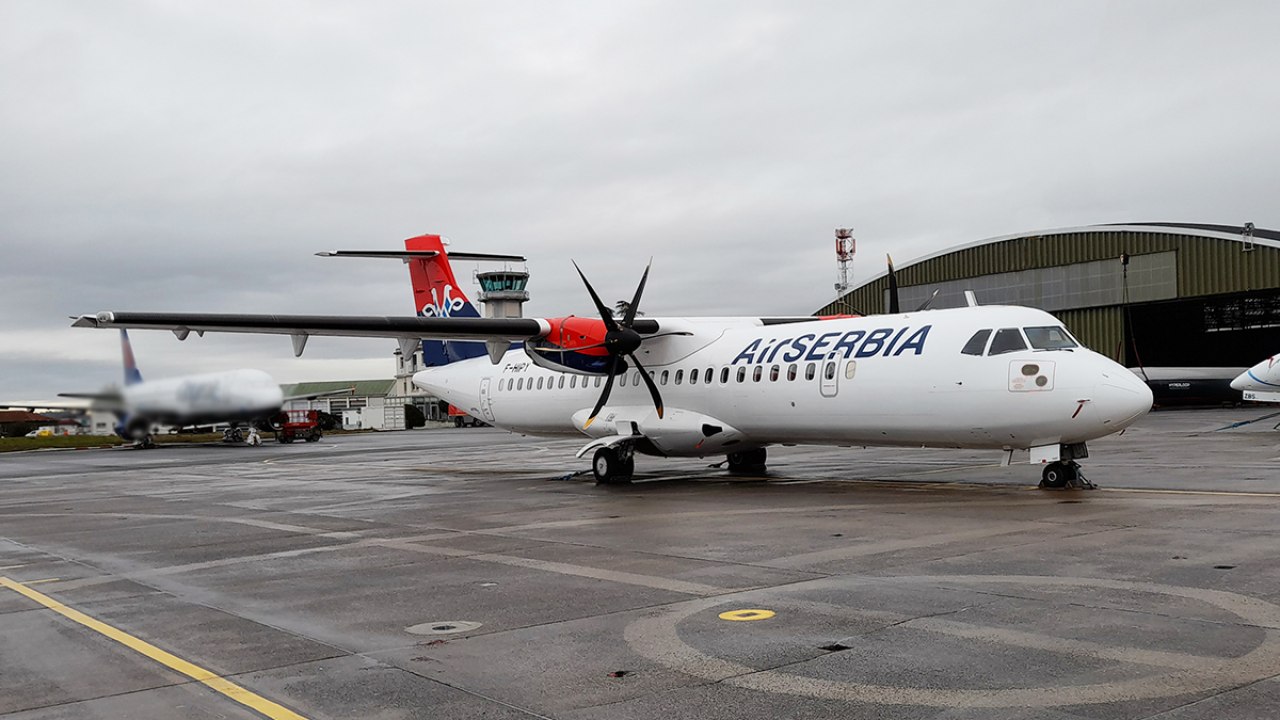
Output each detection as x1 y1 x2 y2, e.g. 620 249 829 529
475 267 530 318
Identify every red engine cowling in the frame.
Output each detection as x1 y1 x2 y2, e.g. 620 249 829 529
526 316 616 374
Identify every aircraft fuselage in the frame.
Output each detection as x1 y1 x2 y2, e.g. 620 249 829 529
414 306 1153 458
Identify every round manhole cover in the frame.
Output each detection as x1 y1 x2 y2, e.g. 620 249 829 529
406 620 483 635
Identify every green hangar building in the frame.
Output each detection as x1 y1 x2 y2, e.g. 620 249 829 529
817 223 1280 367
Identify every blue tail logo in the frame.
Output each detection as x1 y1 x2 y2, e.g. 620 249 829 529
120 329 144 386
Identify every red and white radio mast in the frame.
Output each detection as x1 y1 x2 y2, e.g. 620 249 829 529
834 228 856 296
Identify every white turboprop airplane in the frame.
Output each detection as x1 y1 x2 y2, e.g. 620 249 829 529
1231 354 1280 403
73 234 1153 485
5 330 345 447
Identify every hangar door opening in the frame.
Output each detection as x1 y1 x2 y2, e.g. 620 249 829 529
1124 289 1280 367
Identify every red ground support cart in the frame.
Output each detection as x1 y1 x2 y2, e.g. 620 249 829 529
275 409 322 443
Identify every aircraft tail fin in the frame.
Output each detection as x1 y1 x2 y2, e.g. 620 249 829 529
120 329 144 386
404 234 488 366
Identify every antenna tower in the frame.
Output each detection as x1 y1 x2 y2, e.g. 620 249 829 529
834 228 856 297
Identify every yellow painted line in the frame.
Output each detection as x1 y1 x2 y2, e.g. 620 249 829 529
0 577 308 720
1102 488 1280 498
718 608 776 622
0 564 27 571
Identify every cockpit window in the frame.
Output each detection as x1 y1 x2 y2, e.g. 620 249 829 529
961 329 992 356
988 328 1028 355
1024 326 1079 350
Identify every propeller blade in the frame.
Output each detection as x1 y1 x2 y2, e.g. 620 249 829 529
914 288 940 312
622 261 651 326
583 355 621 429
886 254 900 314
628 354 664 419
572 261 619 331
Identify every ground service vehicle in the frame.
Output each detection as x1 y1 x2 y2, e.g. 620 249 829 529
275 409 322 443
448 404 485 428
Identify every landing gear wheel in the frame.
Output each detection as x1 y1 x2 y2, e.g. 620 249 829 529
727 448 768 473
592 447 633 485
1040 461 1077 489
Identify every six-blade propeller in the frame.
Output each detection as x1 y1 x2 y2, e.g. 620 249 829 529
572 261 665 428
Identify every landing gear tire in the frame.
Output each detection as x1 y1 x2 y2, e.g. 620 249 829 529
592 447 633 485
1041 461 1077 489
727 448 767 473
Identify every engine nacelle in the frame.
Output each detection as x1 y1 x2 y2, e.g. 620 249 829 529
526 316 613 374
116 416 151 440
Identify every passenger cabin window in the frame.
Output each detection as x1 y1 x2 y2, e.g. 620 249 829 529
660 370 669 385
537 377 544 390
736 367 746 383
720 367 730 384
688 369 698 385
805 362 816 380
569 375 576 389
517 378 524 390
787 364 797 381
704 368 713 384
824 362 836 380
1024 326 1079 350
988 328 1028 355
752 366 763 382
558 376 565 389
961 329 992 356
675 370 684 385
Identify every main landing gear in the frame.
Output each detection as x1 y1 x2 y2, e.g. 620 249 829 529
726 448 767 474
1040 461 1096 490
590 445 770 484
592 445 635 484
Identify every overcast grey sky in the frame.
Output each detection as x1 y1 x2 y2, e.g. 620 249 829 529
2 1 1278 400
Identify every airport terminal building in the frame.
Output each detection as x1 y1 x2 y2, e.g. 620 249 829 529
818 223 1280 366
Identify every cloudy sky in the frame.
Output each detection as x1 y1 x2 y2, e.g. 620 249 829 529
2 1 1278 400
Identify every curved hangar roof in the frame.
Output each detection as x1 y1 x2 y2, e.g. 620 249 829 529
819 222 1280 318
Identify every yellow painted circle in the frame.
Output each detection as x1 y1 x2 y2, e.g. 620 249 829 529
718 608 776 622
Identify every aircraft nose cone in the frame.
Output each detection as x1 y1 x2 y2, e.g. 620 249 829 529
1096 370 1154 429
1230 370 1250 391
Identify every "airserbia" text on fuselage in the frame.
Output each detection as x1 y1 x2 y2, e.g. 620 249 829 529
731 325 932 365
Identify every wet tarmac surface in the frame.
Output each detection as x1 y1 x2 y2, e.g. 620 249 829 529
1 407 1279 719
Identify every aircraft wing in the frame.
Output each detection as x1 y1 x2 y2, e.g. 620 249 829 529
73 311 553 359
0 400 93 411
73 312 549 341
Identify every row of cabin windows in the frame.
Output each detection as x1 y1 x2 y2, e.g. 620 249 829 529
960 325 1079 357
496 361 842 392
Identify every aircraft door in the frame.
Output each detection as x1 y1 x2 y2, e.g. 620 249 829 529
478 377 495 421
820 351 840 398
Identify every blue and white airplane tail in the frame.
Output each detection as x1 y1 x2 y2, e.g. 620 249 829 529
120 329 144 386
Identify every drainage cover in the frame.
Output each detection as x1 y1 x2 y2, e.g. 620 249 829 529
406 620 483 635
